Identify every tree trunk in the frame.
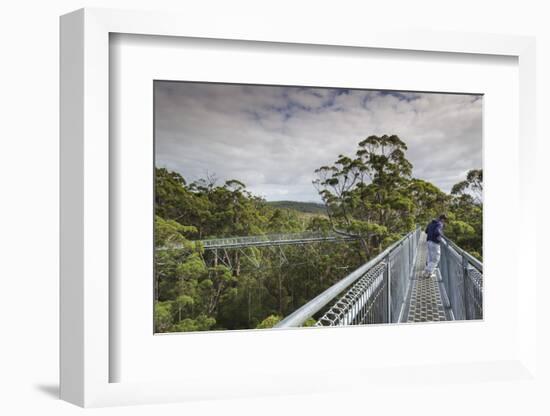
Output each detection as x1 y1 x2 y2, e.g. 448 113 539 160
247 287 251 326
235 251 241 276
278 271 283 315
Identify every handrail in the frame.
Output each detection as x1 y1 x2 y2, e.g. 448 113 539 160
441 236 482 271
274 228 420 328
439 235 483 321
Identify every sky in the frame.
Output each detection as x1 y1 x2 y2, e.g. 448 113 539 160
155 81 482 203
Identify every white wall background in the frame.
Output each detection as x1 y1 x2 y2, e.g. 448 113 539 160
0 1 548 414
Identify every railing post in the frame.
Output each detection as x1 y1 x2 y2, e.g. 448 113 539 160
442 244 452 304
462 254 471 320
408 235 411 272
386 255 391 323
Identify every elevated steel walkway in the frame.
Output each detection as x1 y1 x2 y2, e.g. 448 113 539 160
158 227 482 326
198 231 358 250
158 231 359 251
275 228 483 328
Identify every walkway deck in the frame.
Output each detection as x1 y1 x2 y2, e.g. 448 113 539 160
403 234 449 323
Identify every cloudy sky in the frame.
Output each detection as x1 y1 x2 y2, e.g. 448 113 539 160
155 81 482 203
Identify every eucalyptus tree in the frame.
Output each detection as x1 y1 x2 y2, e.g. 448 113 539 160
448 169 483 259
154 215 234 332
153 156 484 331
408 178 450 226
451 169 483 204
313 135 415 257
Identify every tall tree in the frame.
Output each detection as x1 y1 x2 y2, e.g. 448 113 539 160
451 169 483 204
447 169 483 258
313 135 414 256
408 179 450 226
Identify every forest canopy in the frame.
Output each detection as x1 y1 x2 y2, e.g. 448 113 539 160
154 135 482 333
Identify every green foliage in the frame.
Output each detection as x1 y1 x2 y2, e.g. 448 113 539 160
451 169 482 204
171 315 217 332
408 179 450 226
445 220 475 238
256 315 282 329
313 137 482 260
446 170 483 257
155 215 197 248
154 137 482 332
313 135 417 256
266 200 326 215
154 301 174 333
154 167 364 332
303 317 317 327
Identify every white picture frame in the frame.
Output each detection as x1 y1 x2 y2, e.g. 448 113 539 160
60 8 538 408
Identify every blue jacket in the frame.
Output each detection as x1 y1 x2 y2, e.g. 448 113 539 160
426 219 443 244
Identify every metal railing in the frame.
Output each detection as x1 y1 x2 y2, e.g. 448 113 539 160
197 231 358 250
157 231 359 252
275 228 421 328
439 237 483 320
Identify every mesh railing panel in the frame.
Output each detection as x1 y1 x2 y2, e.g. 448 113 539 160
466 267 483 319
314 228 421 327
440 240 483 320
315 263 388 326
389 234 413 323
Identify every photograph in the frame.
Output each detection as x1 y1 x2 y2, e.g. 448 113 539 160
153 81 483 333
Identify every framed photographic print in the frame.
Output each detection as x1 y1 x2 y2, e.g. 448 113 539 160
153 80 483 332
60 8 538 408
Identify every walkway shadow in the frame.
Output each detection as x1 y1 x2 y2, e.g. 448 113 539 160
35 383 59 399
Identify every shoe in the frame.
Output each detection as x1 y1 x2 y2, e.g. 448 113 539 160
422 271 434 279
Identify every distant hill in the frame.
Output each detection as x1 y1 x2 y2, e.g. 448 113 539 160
267 200 327 215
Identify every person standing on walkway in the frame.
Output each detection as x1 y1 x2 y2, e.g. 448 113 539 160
423 214 447 278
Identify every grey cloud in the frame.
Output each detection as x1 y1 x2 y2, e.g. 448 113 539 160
155 82 482 202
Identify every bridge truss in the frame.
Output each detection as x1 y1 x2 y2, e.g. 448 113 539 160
197 231 360 272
